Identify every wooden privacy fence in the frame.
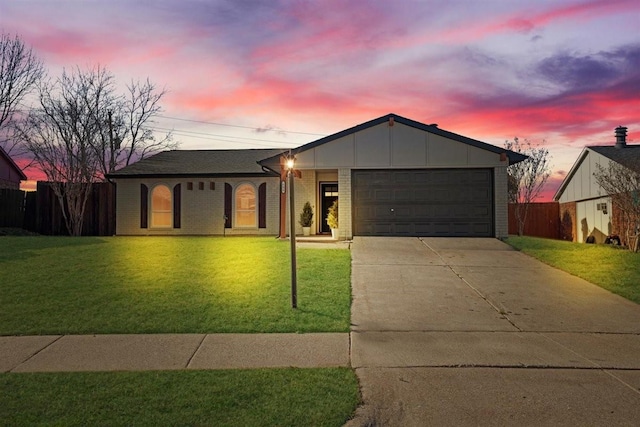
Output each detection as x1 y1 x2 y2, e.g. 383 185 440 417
508 202 561 239
0 188 26 228
0 182 115 236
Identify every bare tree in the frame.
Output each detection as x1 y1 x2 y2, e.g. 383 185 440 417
0 33 45 156
15 64 175 235
97 78 175 178
594 160 640 252
504 137 551 236
16 67 112 235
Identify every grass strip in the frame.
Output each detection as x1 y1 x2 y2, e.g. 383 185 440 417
506 236 640 303
0 368 359 426
0 236 351 335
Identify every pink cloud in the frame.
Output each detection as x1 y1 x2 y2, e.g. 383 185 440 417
393 0 638 48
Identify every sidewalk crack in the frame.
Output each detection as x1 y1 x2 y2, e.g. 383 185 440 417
10 335 64 373
185 334 207 369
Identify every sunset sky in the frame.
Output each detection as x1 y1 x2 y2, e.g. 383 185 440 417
2 0 639 199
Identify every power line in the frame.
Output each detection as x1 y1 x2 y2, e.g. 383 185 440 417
149 126 302 146
14 102 324 144
148 126 300 148
157 115 327 137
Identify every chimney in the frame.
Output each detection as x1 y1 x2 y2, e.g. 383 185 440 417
615 126 627 149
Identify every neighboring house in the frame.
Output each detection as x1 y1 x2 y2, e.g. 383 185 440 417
554 126 639 243
0 146 27 190
108 113 526 238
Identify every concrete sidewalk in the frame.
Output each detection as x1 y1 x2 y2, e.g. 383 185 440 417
0 333 350 373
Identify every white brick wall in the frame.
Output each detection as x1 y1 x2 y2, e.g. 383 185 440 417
283 170 321 236
494 166 508 239
338 168 352 239
115 177 280 236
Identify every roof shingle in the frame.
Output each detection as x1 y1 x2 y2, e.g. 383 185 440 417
107 149 285 178
589 145 640 172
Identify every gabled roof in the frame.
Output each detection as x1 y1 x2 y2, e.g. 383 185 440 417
107 149 285 178
589 145 640 172
258 113 528 167
0 146 27 181
553 144 640 201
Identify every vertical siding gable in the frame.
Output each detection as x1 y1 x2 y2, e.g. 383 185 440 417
391 124 427 166
315 134 356 167
355 123 391 167
427 133 468 166
294 121 502 170
560 149 612 203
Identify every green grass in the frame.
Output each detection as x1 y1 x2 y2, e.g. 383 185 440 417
506 236 640 304
0 368 359 426
0 236 351 335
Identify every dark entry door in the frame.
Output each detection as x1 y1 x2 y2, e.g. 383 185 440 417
352 169 493 237
320 182 338 233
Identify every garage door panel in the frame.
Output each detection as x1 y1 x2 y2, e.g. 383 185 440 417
374 206 394 219
394 189 412 200
352 169 493 237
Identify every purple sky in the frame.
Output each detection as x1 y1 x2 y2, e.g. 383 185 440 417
2 0 639 198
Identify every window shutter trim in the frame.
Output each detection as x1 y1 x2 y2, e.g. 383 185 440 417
140 184 148 228
173 184 181 228
258 182 266 229
224 183 232 228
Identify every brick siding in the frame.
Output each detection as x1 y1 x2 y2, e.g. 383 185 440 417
115 177 280 235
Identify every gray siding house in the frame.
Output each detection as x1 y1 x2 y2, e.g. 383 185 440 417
109 114 526 238
554 126 639 244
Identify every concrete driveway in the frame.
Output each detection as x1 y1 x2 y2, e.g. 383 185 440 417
347 237 640 426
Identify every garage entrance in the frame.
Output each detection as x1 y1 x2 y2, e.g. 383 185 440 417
352 169 494 237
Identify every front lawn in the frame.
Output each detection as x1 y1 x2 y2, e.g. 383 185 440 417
0 236 351 335
0 368 359 426
506 236 640 304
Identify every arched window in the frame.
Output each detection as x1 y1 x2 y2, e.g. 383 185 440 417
235 183 256 227
151 185 172 228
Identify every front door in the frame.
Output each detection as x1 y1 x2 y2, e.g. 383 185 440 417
320 182 338 233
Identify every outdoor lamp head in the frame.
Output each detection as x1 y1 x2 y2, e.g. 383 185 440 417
286 157 295 170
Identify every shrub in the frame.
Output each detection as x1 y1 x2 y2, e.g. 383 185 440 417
327 200 338 229
299 201 314 227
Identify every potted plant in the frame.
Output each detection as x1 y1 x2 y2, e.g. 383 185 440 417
299 201 314 236
326 200 338 239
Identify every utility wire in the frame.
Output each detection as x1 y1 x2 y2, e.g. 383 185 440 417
149 126 303 146
148 126 300 148
157 114 327 137
14 102 324 143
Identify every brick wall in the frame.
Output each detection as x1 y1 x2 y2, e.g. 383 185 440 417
494 166 508 239
289 170 316 236
115 177 280 236
338 168 352 239
559 202 576 241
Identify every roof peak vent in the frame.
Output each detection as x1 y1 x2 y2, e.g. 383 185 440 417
615 126 627 149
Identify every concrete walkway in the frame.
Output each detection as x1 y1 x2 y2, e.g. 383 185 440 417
346 237 640 426
0 333 349 372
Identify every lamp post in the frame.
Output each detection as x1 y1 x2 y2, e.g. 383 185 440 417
286 154 297 309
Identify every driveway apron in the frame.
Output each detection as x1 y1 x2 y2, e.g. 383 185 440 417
347 237 640 426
